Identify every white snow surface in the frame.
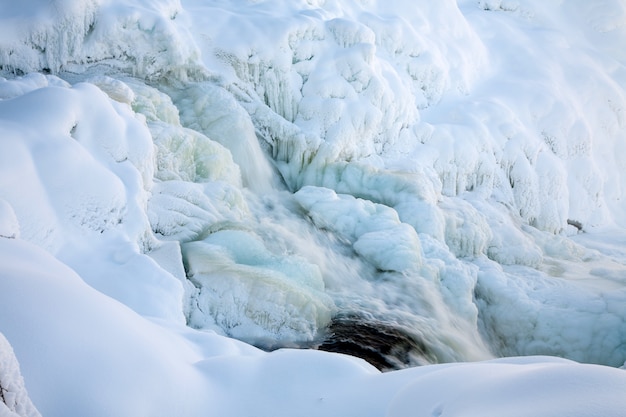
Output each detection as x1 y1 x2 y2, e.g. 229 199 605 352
0 333 41 417
0 0 626 415
2 237 626 417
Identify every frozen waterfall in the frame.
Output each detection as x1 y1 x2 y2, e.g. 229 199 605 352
0 0 625 373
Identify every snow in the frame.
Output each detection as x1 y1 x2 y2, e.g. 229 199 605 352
0 332 41 417
0 200 19 239
2 237 626 417
0 0 626 416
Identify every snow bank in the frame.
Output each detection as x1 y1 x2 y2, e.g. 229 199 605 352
0 333 41 417
0 200 19 239
385 356 626 417
0 238 214 417
2 237 626 417
0 77 148 251
0 75 190 323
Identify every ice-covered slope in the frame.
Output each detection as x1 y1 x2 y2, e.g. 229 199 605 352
0 0 626 415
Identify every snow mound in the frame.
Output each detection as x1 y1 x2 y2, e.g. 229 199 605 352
0 333 41 417
386 357 626 417
0 79 151 251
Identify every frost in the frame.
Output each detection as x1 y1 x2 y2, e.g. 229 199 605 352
150 122 242 186
119 79 251 243
0 333 41 417
0 0 100 74
476 255 626 367
0 0 201 78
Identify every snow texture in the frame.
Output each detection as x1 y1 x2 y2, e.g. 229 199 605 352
0 0 626 416
0 333 41 417
1 237 626 417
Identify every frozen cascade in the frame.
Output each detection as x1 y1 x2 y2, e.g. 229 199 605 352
110 74 491 364
166 82 277 194
0 0 625 373
176 0 625 367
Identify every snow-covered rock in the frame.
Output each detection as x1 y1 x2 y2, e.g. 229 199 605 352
0 333 41 417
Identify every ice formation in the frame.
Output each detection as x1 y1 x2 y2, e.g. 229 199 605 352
183 230 335 344
1 0 626 415
172 0 626 366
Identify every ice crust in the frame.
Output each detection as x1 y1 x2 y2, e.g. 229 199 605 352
0 0 626 415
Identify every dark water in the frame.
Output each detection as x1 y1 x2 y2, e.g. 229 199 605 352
316 314 435 371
